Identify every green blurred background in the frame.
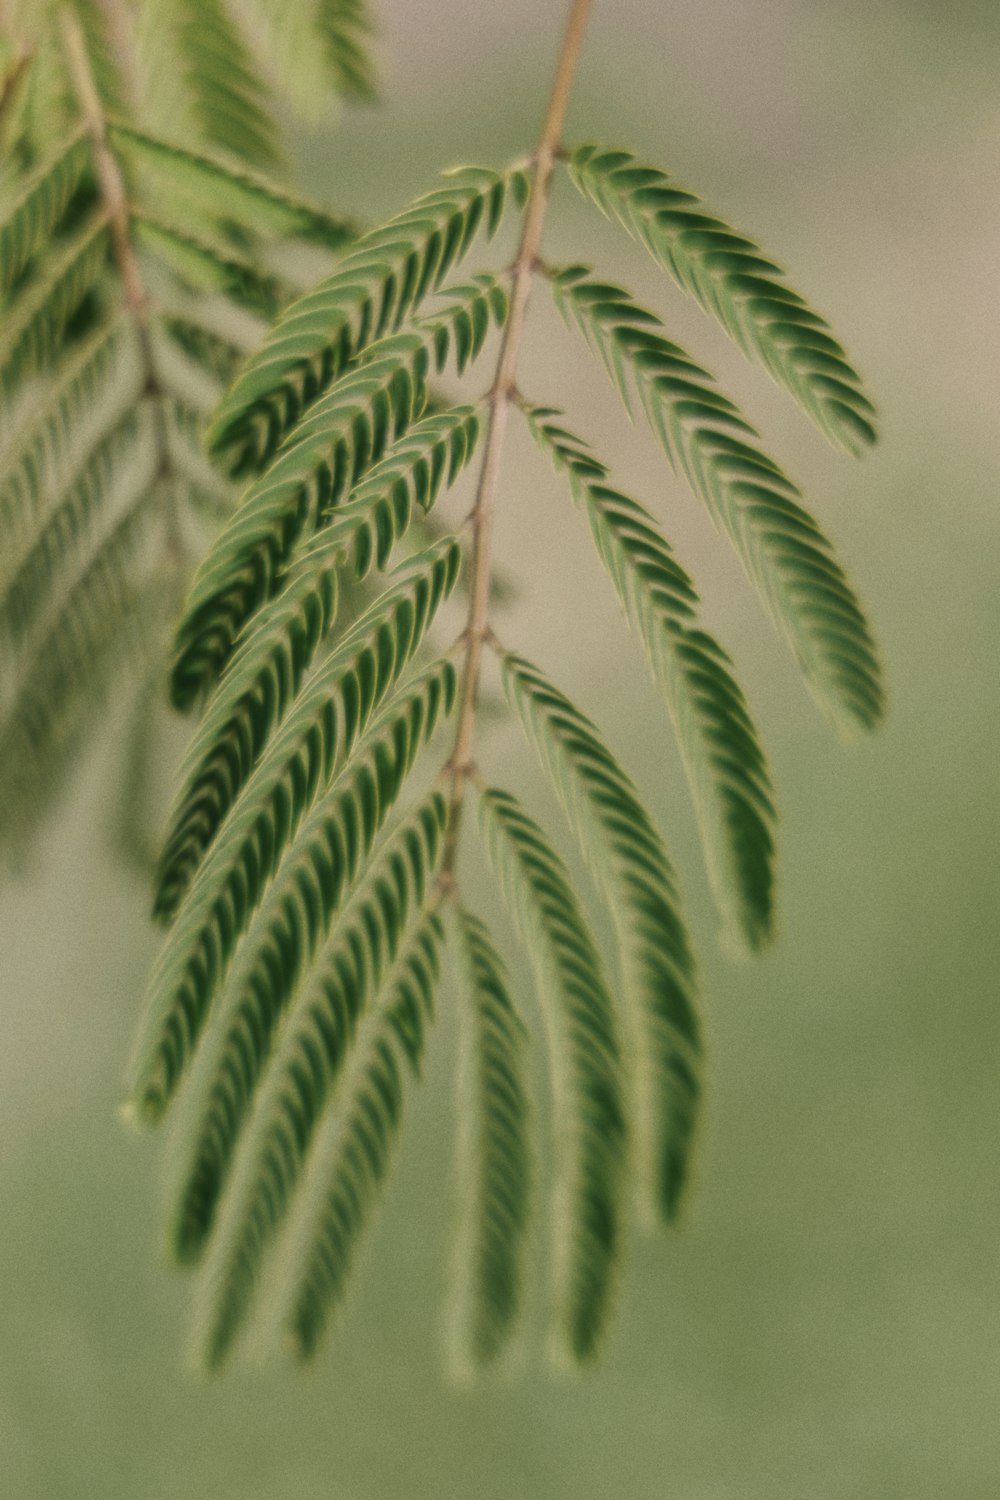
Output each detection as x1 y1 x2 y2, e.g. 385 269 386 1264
2 2 998 1495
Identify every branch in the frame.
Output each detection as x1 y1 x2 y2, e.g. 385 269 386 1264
442 0 592 869
60 6 184 563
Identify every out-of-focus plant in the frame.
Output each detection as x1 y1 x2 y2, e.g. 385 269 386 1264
0 0 373 862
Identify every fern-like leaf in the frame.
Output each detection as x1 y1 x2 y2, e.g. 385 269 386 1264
128 539 461 1116
567 145 877 453
206 168 525 472
316 0 378 103
0 215 110 401
278 901 446 1362
524 403 775 951
449 906 532 1371
171 278 505 705
168 672 455 1264
189 800 448 1366
107 123 355 250
479 787 626 1363
0 128 90 301
0 320 136 546
138 0 282 170
0 490 164 863
551 266 885 735
502 653 701 1221
0 407 155 655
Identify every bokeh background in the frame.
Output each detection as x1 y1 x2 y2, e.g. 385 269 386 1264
2 2 998 1496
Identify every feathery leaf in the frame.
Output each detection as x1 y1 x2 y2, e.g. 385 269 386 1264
523 404 776 951
0 214 110 401
0 319 137 545
449 906 532 1371
141 0 283 169
108 122 355 250
478 786 627 1363
206 167 524 472
190 802 448 1366
280 901 446 1362
129 539 461 1115
567 145 878 452
0 406 155 655
0 128 90 301
171 277 504 706
551 267 885 735
502 654 701 1222
170 695 454 1266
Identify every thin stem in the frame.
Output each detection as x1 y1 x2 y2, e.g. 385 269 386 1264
59 7 184 565
442 0 591 869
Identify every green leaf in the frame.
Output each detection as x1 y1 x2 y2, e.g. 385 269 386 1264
298 403 483 582
188 802 448 1367
316 0 378 103
206 167 524 471
169 699 454 1269
0 490 163 862
279 902 446 1362
0 319 137 547
144 0 284 169
132 212 285 318
0 215 111 401
551 267 885 736
523 404 776 952
478 787 627 1364
128 539 461 1115
108 122 355 250
449 907 532 1372
502 653 701 1223
0 128 90 301
0 406 157 655
170 278 505 707
566 145 878 453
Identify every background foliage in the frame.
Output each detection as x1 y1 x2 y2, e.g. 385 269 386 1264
1 1 997 1496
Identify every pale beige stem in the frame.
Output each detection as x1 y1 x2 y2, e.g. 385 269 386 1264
442 0 592 870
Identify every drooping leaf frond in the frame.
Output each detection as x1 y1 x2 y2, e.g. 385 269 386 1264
216 0 379 125
0 128 90 300
551 267 885 736
107 25 886 1380
157 533 461 922
0 6 370 859
170 277 505 706
0 489 165 864
206 167 526 473
449 906 532 1372
167 674 456 1266
478 786 627 1364
523 402 776 951
567 145 878 453
189 800 448 1367
277 901 446 1363
134 0 282 170
0 320 137 548
0 215 110 402
315 0 378 103
129 539 461 1116
107 124 355 251
0 407 155 655
502 653 701 1222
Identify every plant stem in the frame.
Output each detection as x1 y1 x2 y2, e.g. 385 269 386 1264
441 0 592 874
59 7 184 566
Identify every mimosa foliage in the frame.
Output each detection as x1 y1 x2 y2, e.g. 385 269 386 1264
126 79 882 1375
0 0 883 1384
